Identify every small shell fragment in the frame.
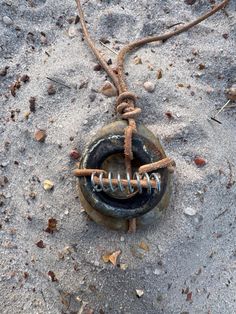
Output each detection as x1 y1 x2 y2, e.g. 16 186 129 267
43 180 54 191
184 207 197 216
136 289 144 298
68 24 80 38
133 56 142 65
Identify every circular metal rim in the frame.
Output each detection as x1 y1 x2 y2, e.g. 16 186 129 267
78 121 170 219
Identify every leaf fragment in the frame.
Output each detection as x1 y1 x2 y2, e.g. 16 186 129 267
45 218 57 234
139 241 149 252
102 250 121 266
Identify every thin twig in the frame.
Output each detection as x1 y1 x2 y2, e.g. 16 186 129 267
99 41 118 55
75 0 120 91
214 208 229 220
46 77 71 89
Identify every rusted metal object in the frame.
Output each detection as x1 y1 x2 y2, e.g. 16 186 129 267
76 120 173 230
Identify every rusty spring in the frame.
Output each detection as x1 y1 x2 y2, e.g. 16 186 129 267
91 172 161 194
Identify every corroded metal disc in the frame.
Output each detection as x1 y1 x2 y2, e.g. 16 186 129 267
77 120 173 230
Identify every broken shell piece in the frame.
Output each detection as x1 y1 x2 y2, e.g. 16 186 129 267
143 81 155 93
133 56 142 65
225 84 236 101
184 207 197 216
68 24 80 38
136 289 144 298
100 81 117 97
43 180 54 191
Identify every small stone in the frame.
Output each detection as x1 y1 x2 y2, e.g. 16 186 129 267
40 32 47 45
69 149 80 160
184 207 197 216
2 16 13 26
0 176 8 187
20 74 30 82
225 84 236 101
68 24 80 37
120 263 128 270
89 93 96 102
29 97 36 112
24 112 31 120
43 180 54 191
120 236 125 242
184 0 196 4
100 81 117 97
0 66 9 77
136 289 144 298
93 64 102 71
47 84 56 95
34 129 47 142
143 81 155 93
153 268 161 275
194 156 206 167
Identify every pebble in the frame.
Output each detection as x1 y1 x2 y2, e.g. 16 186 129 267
94 260 99 267
153 268 161 275
120 236 125 242
2 16 13 26
184 207 197 216
143 81 155 93
47 84 56 95
100 81 117 97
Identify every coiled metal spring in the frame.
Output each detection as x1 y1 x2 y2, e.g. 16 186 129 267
91 172 161 194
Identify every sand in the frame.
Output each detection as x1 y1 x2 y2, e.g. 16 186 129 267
0 0 236 313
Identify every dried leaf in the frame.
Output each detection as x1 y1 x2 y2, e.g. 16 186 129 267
20 74 30 82
36 240 46 248
45 218 57 234
156 69 163 79
29 97 36 112
165 111 173 119
102 250 121 266
43 180 54 191
10 80 21 97
186 291 192 301
48 270 58 282
139 241 149 252
198 63 205 70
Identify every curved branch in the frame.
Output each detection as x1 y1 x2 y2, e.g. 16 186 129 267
75 0 120 91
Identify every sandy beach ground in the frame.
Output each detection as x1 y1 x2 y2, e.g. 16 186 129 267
0 0 236 313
